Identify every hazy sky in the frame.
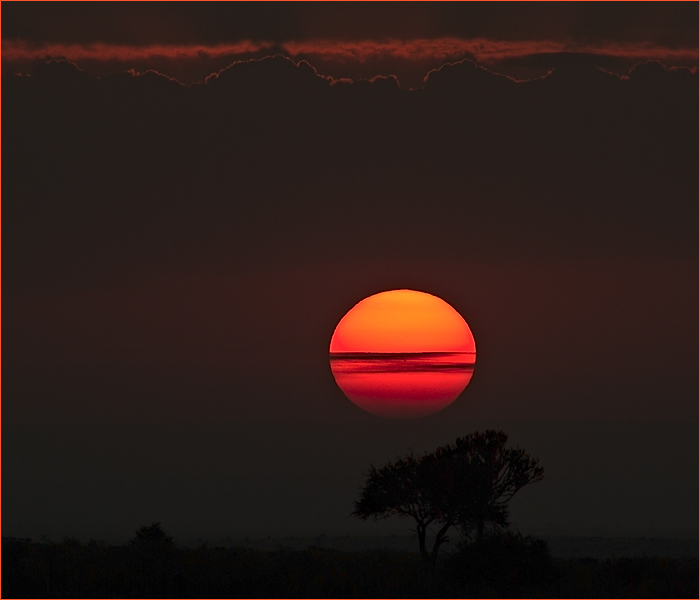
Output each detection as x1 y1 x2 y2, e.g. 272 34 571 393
3 3 697 544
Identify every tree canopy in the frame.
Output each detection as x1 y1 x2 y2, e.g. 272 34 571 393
130 522 174 550
352 430 544 566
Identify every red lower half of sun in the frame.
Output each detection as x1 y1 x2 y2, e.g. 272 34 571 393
331 366 474 419
329 289 476 418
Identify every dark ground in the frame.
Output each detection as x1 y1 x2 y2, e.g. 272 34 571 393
3 534 697 598
187 533 699 560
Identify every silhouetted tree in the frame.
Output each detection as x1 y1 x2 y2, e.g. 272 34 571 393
352 431 544 567
129 523 176 595
433 430 545 544
352 451 449 567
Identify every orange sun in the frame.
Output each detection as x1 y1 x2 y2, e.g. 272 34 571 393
330 289 475 353
329 289 477 419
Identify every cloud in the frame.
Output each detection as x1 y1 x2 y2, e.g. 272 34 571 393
286 38 698 68
1 40 272 62
203 54 332 90
3 38 696 86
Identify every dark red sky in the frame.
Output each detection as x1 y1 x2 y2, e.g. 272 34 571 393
3 3 697 544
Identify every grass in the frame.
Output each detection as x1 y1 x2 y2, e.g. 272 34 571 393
2 536 697 598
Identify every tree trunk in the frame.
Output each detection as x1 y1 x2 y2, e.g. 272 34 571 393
476 518 485 545
429 522 452 569
416 524 430 565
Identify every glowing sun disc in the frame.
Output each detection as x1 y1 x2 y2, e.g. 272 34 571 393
329 289 476 418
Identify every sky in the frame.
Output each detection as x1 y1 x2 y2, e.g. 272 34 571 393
3 3 698 544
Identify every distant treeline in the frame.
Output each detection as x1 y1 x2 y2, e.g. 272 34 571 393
3 535 697 598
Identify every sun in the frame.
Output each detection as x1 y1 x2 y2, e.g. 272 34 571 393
329 289 475 353
329 289 477 418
